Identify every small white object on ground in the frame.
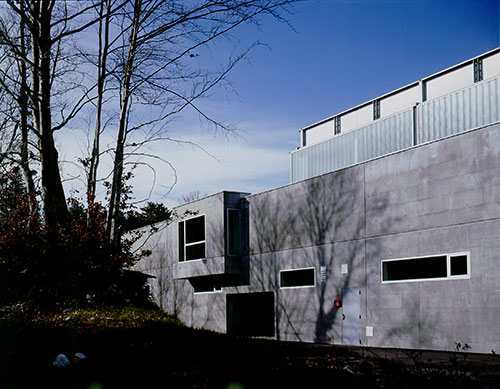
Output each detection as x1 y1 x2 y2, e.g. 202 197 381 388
52 353 70 368
74 352 87 362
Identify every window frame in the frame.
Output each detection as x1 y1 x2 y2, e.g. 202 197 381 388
381 252 470 284
178 214 206 262
279 267 316 289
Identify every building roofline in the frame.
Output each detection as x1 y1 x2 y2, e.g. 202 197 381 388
174 190 251 209
262 121 500 200
299 47 500 133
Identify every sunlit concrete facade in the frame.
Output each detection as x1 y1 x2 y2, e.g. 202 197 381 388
135 49 500 353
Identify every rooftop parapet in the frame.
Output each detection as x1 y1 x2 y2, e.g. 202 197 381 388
291 48 500 182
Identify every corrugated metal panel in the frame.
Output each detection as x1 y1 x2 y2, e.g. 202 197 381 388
291 109 413 182
292 75 500 183
419 76 500 143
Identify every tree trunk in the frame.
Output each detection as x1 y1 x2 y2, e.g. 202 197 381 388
106 0 141 248
88 0 111 209
31 0 68 229
18 1 36 211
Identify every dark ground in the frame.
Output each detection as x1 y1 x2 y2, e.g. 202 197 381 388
1 322 500 388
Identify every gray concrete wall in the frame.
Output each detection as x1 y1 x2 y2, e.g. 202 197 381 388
362 122 500 352
133 191 249 333
243 122 500 352
136 122 500 353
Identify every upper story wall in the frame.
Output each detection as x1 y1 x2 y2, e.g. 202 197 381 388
299 48 500 149
247 164 366 255
250 122 500 255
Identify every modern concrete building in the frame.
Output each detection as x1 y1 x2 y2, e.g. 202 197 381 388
135 48 500 353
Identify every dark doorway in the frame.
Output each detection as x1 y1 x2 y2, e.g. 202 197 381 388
227 292 275 337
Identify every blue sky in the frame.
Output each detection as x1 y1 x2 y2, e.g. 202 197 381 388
61 0 500 208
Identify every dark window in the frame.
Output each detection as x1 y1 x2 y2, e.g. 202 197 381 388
185 216 205 244
474 58 483 83
302 130 307 147
190 276 222 293
179 215 206 261
383 256 446 282
450 255 468 276
382 253 470 283
373 100 381 120
186 243 206 261
227 209 240 256
178 221 185 261
190 275 239 293
334 116 341 135
280 268 315 288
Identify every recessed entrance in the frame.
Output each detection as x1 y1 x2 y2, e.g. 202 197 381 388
226 292 275 337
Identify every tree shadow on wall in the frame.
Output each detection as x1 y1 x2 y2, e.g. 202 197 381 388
250 166 391 343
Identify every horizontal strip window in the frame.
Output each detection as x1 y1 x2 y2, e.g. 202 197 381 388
190 275 222 293
381 252 470 284
280 267 315 288
189 274 240 293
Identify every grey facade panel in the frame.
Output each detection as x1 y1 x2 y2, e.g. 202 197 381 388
135 121 500 353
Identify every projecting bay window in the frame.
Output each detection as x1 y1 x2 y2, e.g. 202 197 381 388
178 215 206 262
381 252 470 283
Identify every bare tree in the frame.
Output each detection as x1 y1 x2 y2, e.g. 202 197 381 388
95 0 298 248
87 0 114 206
0 1 109 229
180 190 206 203
0 0 298 243
0 3 36 210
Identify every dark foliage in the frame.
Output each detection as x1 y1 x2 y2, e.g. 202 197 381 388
122 201 171 231
0 167 151 309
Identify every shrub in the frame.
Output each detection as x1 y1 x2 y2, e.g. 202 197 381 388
0 167 151 309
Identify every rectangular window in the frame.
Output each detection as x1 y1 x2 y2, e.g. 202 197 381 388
474 58 483 83
334 116 341 135
178 215 206 261
373 99 381 120
190 275 222 293
381 252 470 283
178 221 185 261
227 209 241 256
280 267 315 288
450 254 468 276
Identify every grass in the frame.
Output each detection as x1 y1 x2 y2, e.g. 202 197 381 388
0 303 485 389
0 302 183 331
